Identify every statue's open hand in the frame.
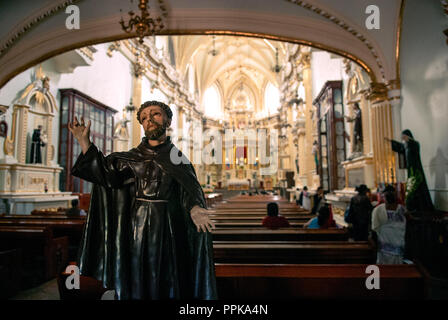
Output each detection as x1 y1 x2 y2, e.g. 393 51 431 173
190 206 215 233
68 116 92 153
68 116 91 144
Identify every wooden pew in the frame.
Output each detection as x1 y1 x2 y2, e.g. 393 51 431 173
57 262 425 300
212 228 349 242
213 240 375 264
0 226 68 288
205 193 223 208
0 216 85 261
212 208 308 213
216 204 301 209
215 263 425 299
209 211 309 216
213 222 305 228
210 216 311 223
0 248 22 299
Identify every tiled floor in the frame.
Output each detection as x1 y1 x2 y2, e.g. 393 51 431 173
10 279 60 300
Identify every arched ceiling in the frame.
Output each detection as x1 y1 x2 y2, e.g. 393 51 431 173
171 35 285 99
0 0 404 89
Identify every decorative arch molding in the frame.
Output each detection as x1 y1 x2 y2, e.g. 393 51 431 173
0 0 81 58
284 0 389 82
6 66 58 165
0 7 394 88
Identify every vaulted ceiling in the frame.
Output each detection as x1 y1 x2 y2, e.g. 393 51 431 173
171 35 285 101
0 0 404 89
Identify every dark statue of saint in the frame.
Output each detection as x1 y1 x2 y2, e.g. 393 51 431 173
386 129 434 212
69 101 217 300
30 125 46 163
345 103 363 154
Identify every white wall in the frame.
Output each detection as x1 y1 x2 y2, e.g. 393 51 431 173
0 42 133 165
311 51 345 99
400 0 448 211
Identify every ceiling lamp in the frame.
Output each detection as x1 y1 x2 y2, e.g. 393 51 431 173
208 36 219 56
273 47 283 73
120 0 168 44
125 98 136 113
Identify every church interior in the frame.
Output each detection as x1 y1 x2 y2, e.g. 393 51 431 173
0 0 447 301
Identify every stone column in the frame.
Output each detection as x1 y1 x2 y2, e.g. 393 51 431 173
13 105 30 164
366 83 397 185
300 51 314 187
46 115 54 166
387 80 405 183
359 93 373 156
297 119 307 186
131 75 142 148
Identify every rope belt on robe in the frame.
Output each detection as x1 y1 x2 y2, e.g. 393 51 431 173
135 198 169 203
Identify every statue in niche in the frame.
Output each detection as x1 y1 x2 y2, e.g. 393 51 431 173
311 140 319 172
30 125 46 164
0 121 7 137
345 102 363 155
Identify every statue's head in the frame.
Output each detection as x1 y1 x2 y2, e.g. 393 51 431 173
137 101 172 140
401 129 413 142
267 202 279 217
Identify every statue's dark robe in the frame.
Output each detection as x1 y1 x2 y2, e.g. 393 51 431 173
30 129 44 163
71 137 217 300
391 139 434 212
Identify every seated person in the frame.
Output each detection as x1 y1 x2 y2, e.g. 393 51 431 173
66 199 87 217
262 202 290 229
301 186 311 211
311 186 324 215
371 187 406 264
304 205 335 229
295 188 302 206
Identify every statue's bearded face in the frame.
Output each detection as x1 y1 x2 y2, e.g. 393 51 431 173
139 106 171 140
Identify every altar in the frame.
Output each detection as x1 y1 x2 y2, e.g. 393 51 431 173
0 67 78 214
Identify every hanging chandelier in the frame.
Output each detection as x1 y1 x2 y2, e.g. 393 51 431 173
120 0 168 44
208 36 219 56
273 47 283 73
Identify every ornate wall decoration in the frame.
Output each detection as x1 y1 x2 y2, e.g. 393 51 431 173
0 0 81 58
285 0 386 81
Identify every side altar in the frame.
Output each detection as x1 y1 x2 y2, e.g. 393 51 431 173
0 68 76 214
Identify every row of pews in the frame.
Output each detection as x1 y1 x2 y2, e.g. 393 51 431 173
210 194 425 299
0 193 428 299
0 211 85 298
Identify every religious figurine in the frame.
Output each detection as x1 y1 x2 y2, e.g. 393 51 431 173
30 125 46 163
0 121 7 137
69 101 217 300
345 102 363 154
311 140 319 171
385 129 434 212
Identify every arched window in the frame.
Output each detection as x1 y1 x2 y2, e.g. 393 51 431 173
203 84 222 119
264 82 280 116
